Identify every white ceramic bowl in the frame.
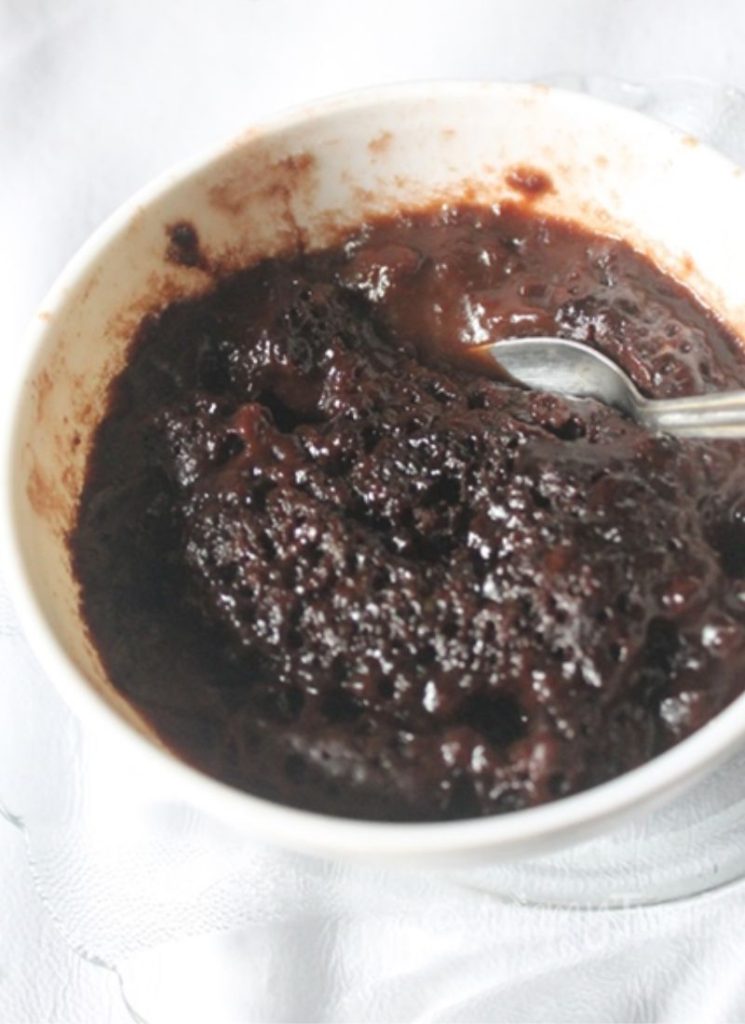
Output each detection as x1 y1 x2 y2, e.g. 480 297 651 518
6 81 745 868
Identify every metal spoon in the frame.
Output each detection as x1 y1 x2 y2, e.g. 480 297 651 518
474 337 745 439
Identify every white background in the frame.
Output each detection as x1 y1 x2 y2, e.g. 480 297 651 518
4 1 745 1021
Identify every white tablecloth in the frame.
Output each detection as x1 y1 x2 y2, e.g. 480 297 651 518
6 2 745 1021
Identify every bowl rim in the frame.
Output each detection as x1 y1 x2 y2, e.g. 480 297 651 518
5 78 745 862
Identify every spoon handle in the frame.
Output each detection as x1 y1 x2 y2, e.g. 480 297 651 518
639 390 745 438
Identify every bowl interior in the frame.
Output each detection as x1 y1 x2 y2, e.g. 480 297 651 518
10 82 745 858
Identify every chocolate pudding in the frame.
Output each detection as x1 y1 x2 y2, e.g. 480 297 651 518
71 202 745 820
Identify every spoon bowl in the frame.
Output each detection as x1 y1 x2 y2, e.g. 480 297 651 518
478 337 745 438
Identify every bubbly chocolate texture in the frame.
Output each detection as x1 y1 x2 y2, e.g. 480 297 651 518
72 203 745 820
